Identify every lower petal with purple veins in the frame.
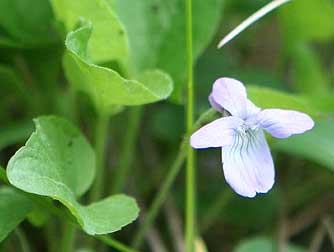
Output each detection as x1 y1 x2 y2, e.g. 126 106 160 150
221 129 275 198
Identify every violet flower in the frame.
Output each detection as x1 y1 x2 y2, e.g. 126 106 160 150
190 78 314 198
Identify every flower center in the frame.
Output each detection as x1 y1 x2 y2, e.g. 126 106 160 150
236 120 259 135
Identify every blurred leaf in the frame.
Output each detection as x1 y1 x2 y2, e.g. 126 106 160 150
0 0 59 47
0 166 8 184
7 116 139 235
302 93 334 114
278 0 334 45
274 119 334 170
111 0 225 102
27 203 51 227
234 237 306 252
149 104 184 143
0 65 24 93
291 44 329 94
223 192 278 228
0 186 34 242
0 121 33 151
64 26 173 116
0 65 27 120
247 86 316 117
51 0 128 63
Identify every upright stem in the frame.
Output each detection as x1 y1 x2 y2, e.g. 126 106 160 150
132 139 187 249
15 228 32 252
90 114 109 202
61 223 76 252
111 107 142 194
185 0 195 250
132 109 216 249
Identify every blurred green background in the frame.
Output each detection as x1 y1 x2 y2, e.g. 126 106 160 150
1 0 334 251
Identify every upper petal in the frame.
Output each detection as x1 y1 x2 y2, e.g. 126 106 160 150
190 116 243 149
210 78 248 118
255 109 315 138
222 129 275 198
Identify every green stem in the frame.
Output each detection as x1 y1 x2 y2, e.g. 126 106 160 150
89 114 109 202
0 165 8 184
185 0 195 250
132 109 216 249
97 236 140 252
15 228 32 252
46 219 58 252
111 107 142 193
61 223 76 252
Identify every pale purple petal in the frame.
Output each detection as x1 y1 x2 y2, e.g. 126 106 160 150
190 116 243 149
246 99 261 117
209 94 224 113
255 109 315 138
222 129 275 198
210 78 248 118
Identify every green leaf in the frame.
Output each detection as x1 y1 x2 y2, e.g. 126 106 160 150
27 204 51 227
7 116 139 235
290 44 329 94
64 26 173 116
247 86 316 117
274 119 334 170
0 120 33 151
0 186 34 242
234 237 306 252
51 0 128 63
0 0 59 47
110 0 225 101
278 0 334 45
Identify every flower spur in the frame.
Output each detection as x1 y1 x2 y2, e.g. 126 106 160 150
190 78 314 197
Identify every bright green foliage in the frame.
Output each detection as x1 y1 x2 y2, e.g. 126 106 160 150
110 0 224 101
7 116 139 235
51 0 128 63
0 186 34 242
247 86 316 117
0 0 58 47
275 120 334 171
278 0 334 45
234 237 306 252
64 26 173 116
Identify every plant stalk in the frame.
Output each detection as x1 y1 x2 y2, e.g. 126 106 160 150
111 107 142 193
185 0 196 250
132 109 216 249
90 114 109 202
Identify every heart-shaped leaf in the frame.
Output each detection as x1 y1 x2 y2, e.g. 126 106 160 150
64 26 173 116
51 0 128 63
0 186 34 242
7 116 139 235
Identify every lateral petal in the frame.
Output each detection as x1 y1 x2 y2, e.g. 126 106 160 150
255 109 314 138
190 116 243 149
